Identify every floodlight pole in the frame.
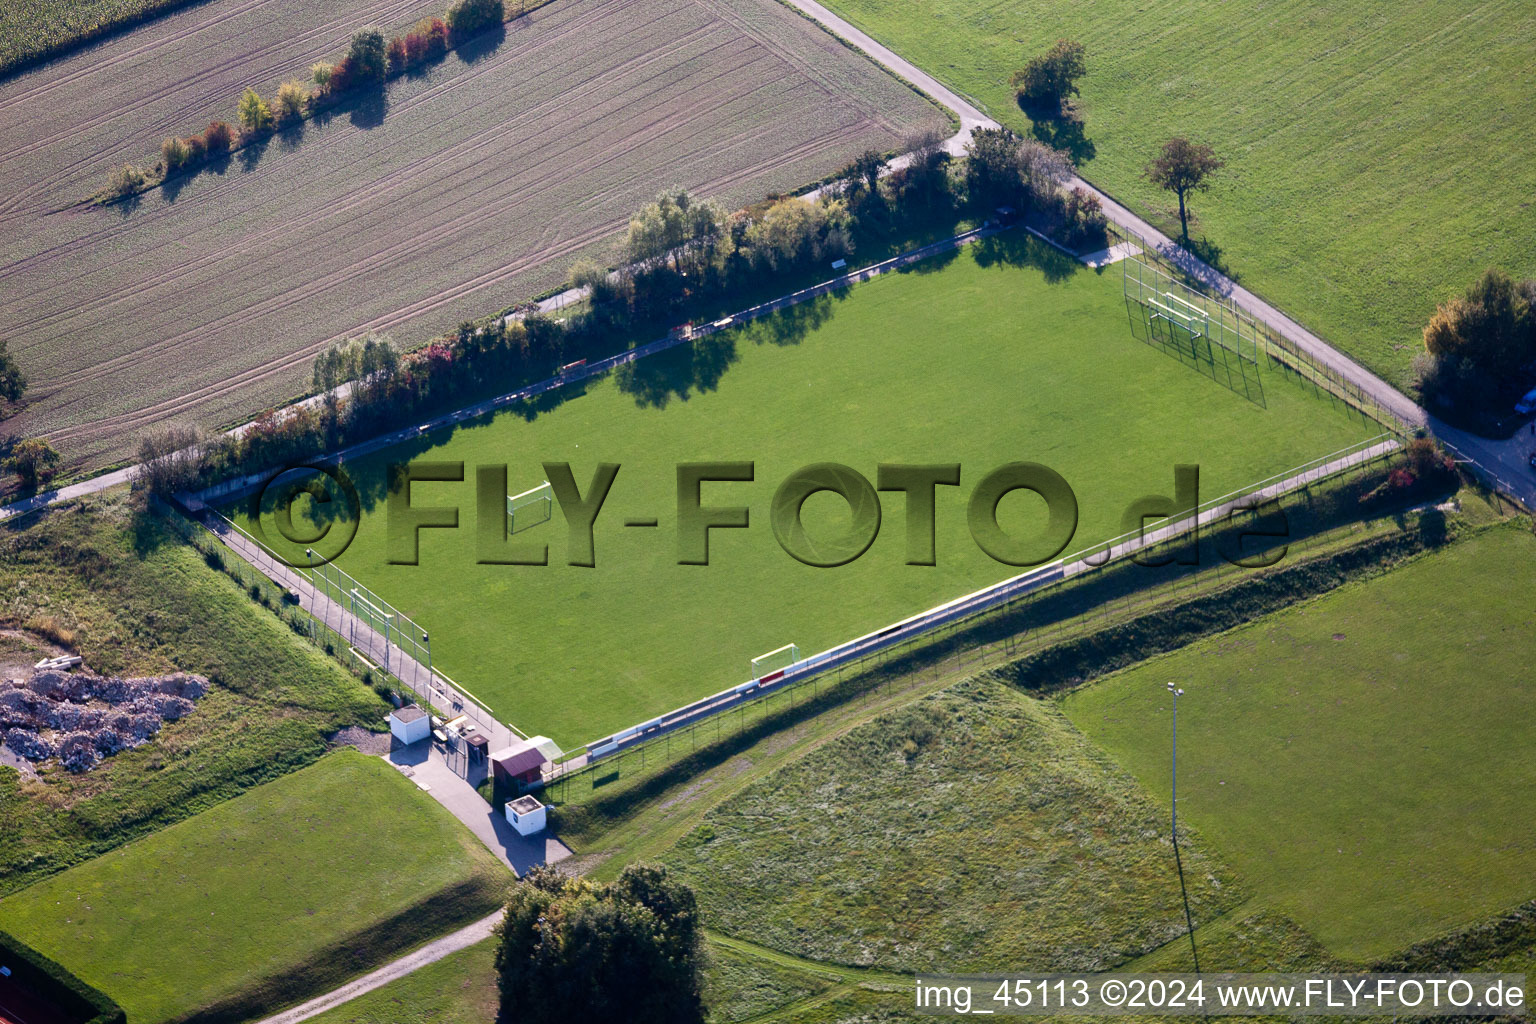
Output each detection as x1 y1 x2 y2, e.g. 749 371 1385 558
1168 682 1202 975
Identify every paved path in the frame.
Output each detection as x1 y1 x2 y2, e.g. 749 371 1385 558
385 739 571 876
251 911 501 1024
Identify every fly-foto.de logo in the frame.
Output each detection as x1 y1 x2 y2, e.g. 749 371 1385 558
252 460 1292 570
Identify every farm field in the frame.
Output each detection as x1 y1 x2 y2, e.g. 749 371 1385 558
664 678 1241 971
0 0 212 77
0 749 508 1024
1064 523 1536 961
0 0 947 472
815 0 1536 385
238 242 1381 748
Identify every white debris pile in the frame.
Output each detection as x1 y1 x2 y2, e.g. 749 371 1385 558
0 664 210 773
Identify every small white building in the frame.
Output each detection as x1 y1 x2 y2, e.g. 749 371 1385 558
388 706 430 746
505 794 547 836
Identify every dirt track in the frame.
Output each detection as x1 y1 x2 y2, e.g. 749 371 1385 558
0 0 945 469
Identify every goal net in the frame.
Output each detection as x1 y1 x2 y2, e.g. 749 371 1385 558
1122 255 1259 365
751 643 800 681
507 481 553 533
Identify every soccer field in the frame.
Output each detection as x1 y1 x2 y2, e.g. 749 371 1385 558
1063 524 1536 961
240 241 1379 747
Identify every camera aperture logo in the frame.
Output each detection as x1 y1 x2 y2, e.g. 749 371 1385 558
250 458 1290 571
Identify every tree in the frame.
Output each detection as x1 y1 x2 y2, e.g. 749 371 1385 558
4 438 60 488
347 28 388 85
445 0 503 41
495 864 705 1024
0 338 28 410
837 149 886 212
274 80 307 123
310 62 333 89
134 425 204 499
1010 39 1087 112
1423 268 1536 378
964 128 1070 209
237 87 272 134
1144 137 1223 240
891 126 952 207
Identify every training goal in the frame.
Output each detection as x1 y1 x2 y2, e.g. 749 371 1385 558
507 480 554 533
751 643 800 681
1122 255 1260 365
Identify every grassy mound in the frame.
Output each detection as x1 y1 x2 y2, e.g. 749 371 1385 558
0 495 386 895
665 677 1242 972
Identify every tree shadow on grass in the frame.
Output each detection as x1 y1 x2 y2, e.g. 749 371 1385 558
1028 111 1096 165
615 333 738 410
747 290 842 347
972 230 1081 285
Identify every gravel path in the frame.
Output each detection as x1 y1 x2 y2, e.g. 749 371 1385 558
250 911 501 1024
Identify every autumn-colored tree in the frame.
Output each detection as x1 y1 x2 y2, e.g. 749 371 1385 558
203 120 234 154
4 438 60 487
237 88 272 134
1144 137 1223 240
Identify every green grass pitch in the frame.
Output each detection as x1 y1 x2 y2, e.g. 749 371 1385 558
0 750 506 1024
815 0 1536 386
241 241 1379 748
1063 524 1536 962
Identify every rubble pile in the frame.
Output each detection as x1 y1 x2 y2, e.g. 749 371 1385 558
0 666 209 772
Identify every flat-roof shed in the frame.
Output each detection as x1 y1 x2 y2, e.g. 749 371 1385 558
388 706 430 746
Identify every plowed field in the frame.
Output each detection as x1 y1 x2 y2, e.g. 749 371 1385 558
0 0 946 469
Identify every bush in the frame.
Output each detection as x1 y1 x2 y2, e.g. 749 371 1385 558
311 62 333 89
237 87 272 134
160 136 192 171
106 161 146 197
274 80 307 123
203 120 234 154
347 27 388 84
404 17 448 64
4 437 61 487
446 0 503 41
386 36 408 74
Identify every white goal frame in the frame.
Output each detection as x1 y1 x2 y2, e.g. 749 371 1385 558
751 643 800 681
507 480 553 533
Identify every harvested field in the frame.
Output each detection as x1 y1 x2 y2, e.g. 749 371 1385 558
0 0 947 470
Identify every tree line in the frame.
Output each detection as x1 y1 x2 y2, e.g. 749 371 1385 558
101 0 522 201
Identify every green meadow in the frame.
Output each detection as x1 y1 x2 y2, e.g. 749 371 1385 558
1065 524 1536 960
817 0 1536 385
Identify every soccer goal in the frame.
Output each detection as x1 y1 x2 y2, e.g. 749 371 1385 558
1145 290 1209 340
507 480 553 533
751 643 800 681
